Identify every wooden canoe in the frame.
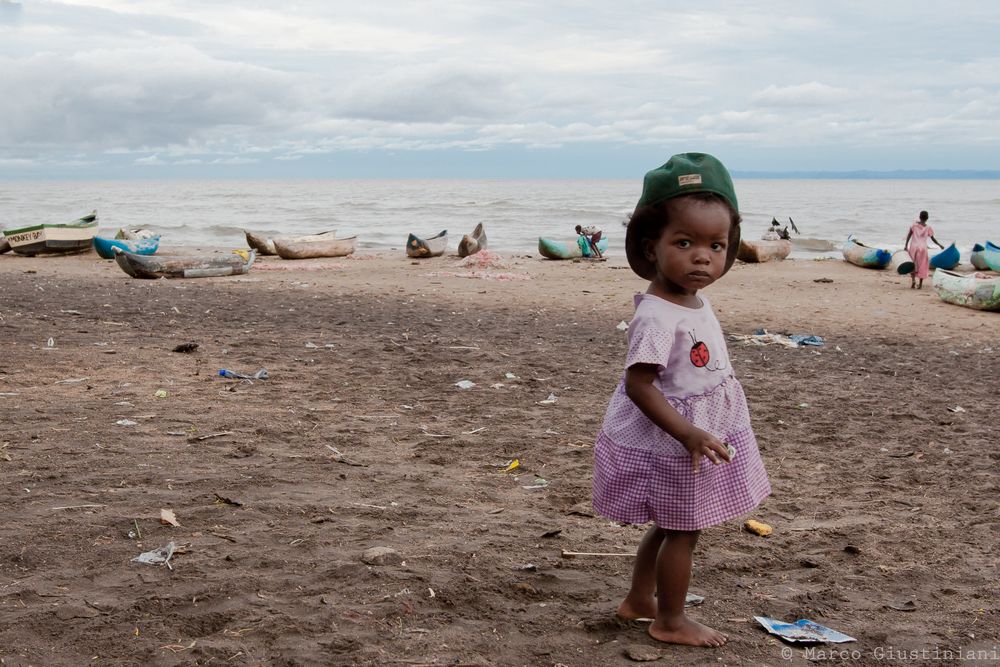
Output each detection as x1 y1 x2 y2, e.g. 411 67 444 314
114 248 255 279
981 241 1000 272
93 235 160 260
458 223 487 257
889 250 915 275
245 229 336 255
737 239 791 263
407 230 447 258
538 236 608 260
842 235 891 269
932 269 1000 311
4 211 98 256
929 242 960 270
273 235 356 259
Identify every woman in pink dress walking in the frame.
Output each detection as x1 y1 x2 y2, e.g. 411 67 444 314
593 153 770 647
904 210 944 289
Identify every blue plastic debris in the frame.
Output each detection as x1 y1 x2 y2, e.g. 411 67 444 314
218 368 269 380
754 616 856 643
787 334 825 346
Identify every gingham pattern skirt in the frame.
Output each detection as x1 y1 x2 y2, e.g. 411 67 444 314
592 376 770 531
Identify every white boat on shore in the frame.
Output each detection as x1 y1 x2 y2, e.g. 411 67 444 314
4 211 98 256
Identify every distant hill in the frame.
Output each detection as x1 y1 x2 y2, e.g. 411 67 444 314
732 169 1000 179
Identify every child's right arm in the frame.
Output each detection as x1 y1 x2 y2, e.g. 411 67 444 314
625 363 731 473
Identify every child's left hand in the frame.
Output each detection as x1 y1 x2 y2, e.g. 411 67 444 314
681 428 732 473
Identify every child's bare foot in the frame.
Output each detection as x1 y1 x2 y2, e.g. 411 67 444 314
648 615 727 647
616 597 656 621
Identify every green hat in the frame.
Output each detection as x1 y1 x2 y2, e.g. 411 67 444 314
626 152 741 281
637 152 738 211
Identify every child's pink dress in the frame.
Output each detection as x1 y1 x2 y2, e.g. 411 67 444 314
592 293 770 531
907 222 935 278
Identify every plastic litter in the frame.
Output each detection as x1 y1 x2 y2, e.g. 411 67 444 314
537 393 557 405
132 541 176 567
218 369 269 380
745 519 773 536
730 330 825 348
455 380 476 389
501 459 520 472
115 419 138 427
616 320 629 331
754 616 856 643
788 334 824 346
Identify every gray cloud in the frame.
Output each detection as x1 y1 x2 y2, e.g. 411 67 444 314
0 1 22 24
1 1 998 175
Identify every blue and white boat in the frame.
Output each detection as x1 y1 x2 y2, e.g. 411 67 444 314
929 242 960 270
841 235 890 269
981 241 1000 272
92 235 161 260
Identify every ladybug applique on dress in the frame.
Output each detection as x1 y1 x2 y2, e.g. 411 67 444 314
688 331 710 368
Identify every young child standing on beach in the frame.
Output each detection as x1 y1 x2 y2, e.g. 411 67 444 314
592 153 771 647
904 211 944 289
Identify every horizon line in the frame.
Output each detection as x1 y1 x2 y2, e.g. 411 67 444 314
3 168 1000 183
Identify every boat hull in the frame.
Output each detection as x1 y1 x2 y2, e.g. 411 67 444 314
932 268 1000 311
245 230 277 255
5 213 98 256
842 235 890 269
889 250 915 275
737 239 791 263
982 241 1000 272
538 236 608 259
970 244 988 271
273 236 356 259
407 230 448 258
929 242 960 270
458 223 487 257
93 235 160 259
245 230 336 256
114 249 255 279
0 226 9 254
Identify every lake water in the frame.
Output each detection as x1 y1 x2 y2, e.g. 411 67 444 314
1 179 997 259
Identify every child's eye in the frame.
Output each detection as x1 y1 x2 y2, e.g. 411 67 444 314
677 240 691 248
712 242 726 251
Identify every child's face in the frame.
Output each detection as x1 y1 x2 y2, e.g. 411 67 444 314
643 197 732 297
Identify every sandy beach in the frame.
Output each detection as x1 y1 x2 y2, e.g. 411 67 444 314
1 250 997 666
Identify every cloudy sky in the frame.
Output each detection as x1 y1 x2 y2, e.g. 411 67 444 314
2 1 999 179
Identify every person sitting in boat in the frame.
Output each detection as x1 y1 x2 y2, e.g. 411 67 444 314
575 224 604 258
